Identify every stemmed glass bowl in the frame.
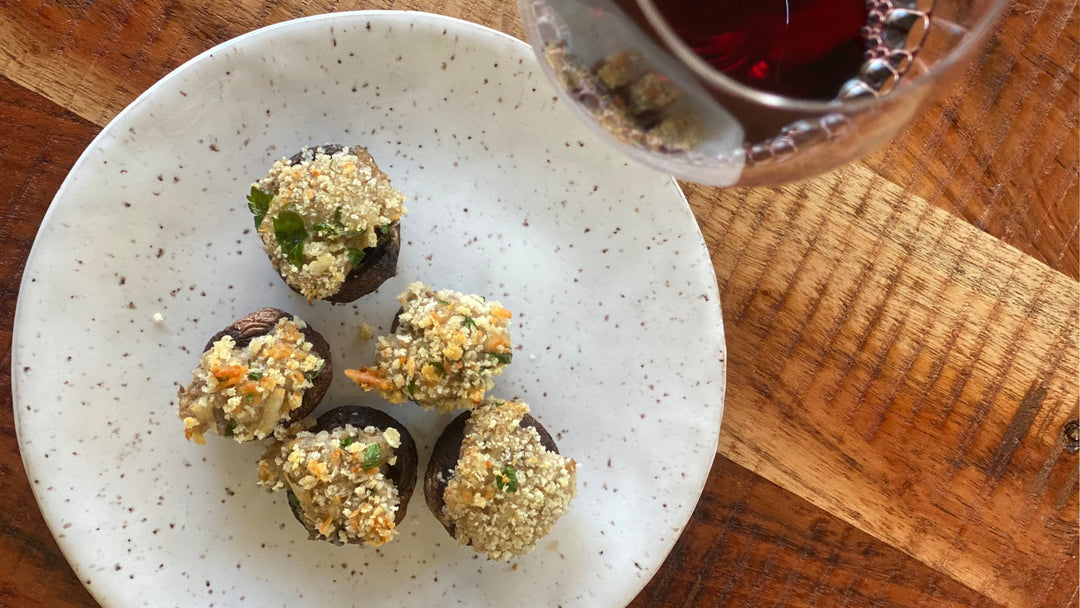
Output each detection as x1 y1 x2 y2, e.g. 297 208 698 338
519 0 1011 186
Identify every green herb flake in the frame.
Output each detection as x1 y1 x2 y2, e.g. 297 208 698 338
438 299 450 306
223 421 238 436
273 209 309 268
332 207 345 228
247 187 272 228
379 224 390 235
247 371 263 381
431 361 446 376
495 465 519 492
244 394 255 404
312 221 334 235
347 247 366 268
407 380 419 399
363 443 382 470
339 437 354 448
490 352 513 365
462 317 477 330
287 491 301 510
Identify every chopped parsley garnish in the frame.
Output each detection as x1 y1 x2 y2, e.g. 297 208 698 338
340 437 354 448
379 224 390 235
223 421 237 436
490 352 512 365
407 380 419 399
244 394 255 404
363 443 382 470
347 247 366 268
431 361 446 376
462 316 477 330
247 371 263 381
247 187 272 228
438 299 450 306
310 212 367 240
273 209 308 268
495 465 519 492
287 491 301 510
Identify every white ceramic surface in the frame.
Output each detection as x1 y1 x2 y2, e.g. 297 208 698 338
12 12 725 608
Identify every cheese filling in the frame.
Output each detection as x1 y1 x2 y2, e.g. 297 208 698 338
177 317 324 443
258 425 403 546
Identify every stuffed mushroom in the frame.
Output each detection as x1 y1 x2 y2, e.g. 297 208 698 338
177 308 332 444
424 399 577 560
257 406 418 546
344 282 514 412
247 144 405 303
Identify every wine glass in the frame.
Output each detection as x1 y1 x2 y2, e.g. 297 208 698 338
519 0 1011 186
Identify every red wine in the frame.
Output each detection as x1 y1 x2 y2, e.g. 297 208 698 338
656 0 869 100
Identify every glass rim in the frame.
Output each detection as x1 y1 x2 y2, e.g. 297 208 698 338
634 0 1012 112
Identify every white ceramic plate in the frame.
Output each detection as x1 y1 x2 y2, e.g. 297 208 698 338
12 11 725 608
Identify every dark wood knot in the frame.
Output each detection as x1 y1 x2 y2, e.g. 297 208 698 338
1064 420 1079 454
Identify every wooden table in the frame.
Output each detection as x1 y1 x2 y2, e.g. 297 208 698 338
1 1 1076 607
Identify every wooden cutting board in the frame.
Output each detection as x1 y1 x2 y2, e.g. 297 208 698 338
0 1 1075 607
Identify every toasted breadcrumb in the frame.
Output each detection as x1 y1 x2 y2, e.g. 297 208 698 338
358 323 376 340
254 145 405 300
443 399 577 560
346 282 512 412
258 424 400 546
177 317 323 444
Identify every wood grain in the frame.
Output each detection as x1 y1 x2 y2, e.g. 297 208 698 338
628 459 1004 608
0 1 1077 607
692 166 1079 606
0 73 1002 608
0 75 103 608
0 0 523 126
866 0 1080 279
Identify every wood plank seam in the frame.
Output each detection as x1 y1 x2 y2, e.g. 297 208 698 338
712 164 1077 606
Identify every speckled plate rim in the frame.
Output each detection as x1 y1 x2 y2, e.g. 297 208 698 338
12 10 726 607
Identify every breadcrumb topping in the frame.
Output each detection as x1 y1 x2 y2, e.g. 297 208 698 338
258 424 402 546
254 145 406 300
444 399 577 560
345 282 513 412
177 317 323 444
